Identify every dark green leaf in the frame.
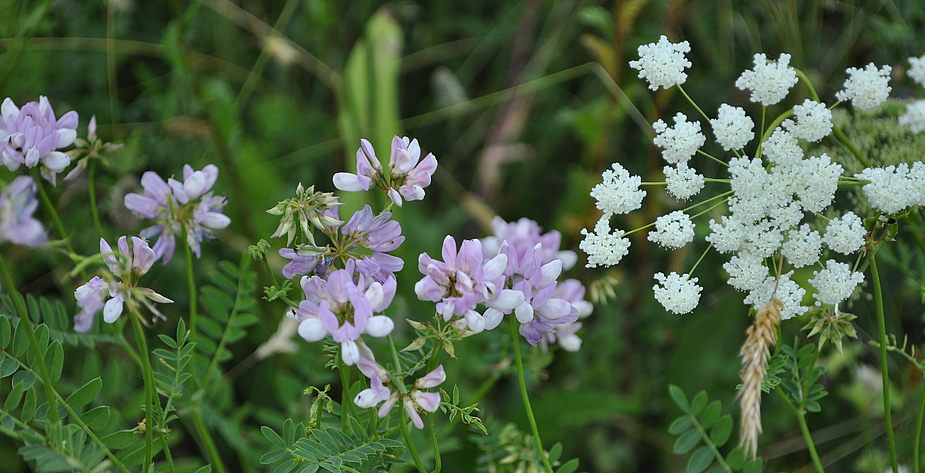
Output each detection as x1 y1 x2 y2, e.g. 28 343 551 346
193 465 212 473
0 316 11 348
686 446 714 473
669 385 690 413
726 446 746 470
260 450 289 464
102 430 140 449
700 401 722 429
743 457 763 473
11 370 34 390
806 401 821 412
21 388 36 422
668 416 694 435
263 426 286 448
674 429 701 454
44 341 63 383
11 319 29 357
297 464 319 473
82 406 111 431
273 459 298 473
705 467 727 473
555 458 580 473
710 415 733 447
0 357 19 377
66 377 102 407
548 442 563 464
690 391 708 416
4 381 24 411
158 334 178 349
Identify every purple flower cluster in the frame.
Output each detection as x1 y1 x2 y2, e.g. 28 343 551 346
0 97 78 185
287 260 396 365
415 217 592 350
279 205 404 283
334 136 437 207
124 164 230 264
0 176 46 247
74 237 172 332
354 354 445 429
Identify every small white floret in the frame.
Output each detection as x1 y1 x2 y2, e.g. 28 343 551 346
823 212 865 255
899 100 925 133
810 260 864 306
653 272 702 314
786 99 833 142
580 216 631 268
590 162 646 215
653 112 705 165
735 53 798 106
836 63 892 110
710 104 754 150
781 224 822 268
663 164 704 200
628 35 692 91
647 210 695 249
909 54 925 87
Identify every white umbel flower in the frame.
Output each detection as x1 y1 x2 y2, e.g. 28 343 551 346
647 210 695 249
707 216 747 253
653 113 705 165
590 162 646 215
810 260 864 306
735 53 798 106
786 99 833 142
653 272 701 314
580 216 631 268
781 224 822 268
909 54 925 87
744 272 807 320
823 212 865 255
789 154 843 213
664 164 704 200
763 128 803 166
899 100 925 133
724 251 768 292
711 104 754 150
836 63 892 110
855 164 917 214
629 35 692 91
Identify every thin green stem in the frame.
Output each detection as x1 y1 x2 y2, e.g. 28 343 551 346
191 408 228 473
426 334 443 374
0 253 62 447
338 353 356 431
400 407 428 473
775 387 825 472
184 241 198 346
510 319 554 473
52 391 131 473
832 125 869 167
914 381 925 473
87 159 105 239
130 312 155 471
31 169 86 279
870 253 899 473
427 413 442 473
794 68 821 102
677 85 710 122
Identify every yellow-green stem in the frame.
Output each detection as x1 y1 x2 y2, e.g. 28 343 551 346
914 382 925 473
184 241 198 347
88 159 105 238
775 387 825 472
869 253 899 473
400 407 428 473
192 407 227 473
510 319 554 473
130 312 155 470
0 254 62 447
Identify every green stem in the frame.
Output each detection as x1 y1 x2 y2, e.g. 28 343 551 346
914 380 925 473
510 319 554 473
427 414 442 473
130 312 155 471
31 169 86 279
191 408 228 473
831 125 869 167
426 334 443 374
400 407 428 473
184 241 198 346
0 253 62 447
870 253 899 473
338 353 356 431
88 159 105 239
775 387 825 472
52 391 131 473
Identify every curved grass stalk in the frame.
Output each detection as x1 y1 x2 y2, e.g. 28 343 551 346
509 319 554 473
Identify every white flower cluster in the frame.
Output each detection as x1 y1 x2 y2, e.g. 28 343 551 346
590 162 646 215
580 216 631 268
629 35 691 91
653 113 705 164
781 224 821 268
763 128 802 166
785 99 832 142
836 63 892 110
909 54 925 86
648 211 695 249
653 272 701 314
810 260 864 306
899 100 925 133
855 163 925 214
742 272 807 320
735 53 798 106
823 212 866 255
663 164 704 200
711 104 754 150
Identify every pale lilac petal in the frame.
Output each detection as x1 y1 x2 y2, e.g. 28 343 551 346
412 391 441 413
365 315 394 337
415 365 446 388
297 318 327 342
404 398 424 429
103 296 124 323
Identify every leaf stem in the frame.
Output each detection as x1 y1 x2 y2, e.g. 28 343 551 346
774 387 825 472
914 381 925 473
130 310 155 470
184 241 199 348
510 319 554 473
869 253 899 473
88 158 105 238
191 407 228 473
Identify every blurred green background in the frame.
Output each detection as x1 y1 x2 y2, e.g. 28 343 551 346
2 0 925 471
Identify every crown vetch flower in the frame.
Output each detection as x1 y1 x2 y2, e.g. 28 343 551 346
0 175 46 247
291 262 396 365
355 363 445 429
735 53 798 106
629 35 691 91
0 96 78 185
334 136 437 207
124 164 230 264
73 236 171 332
836 63 892 110
267 183 343 246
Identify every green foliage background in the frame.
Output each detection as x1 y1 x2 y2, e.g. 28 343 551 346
2 0 925 471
